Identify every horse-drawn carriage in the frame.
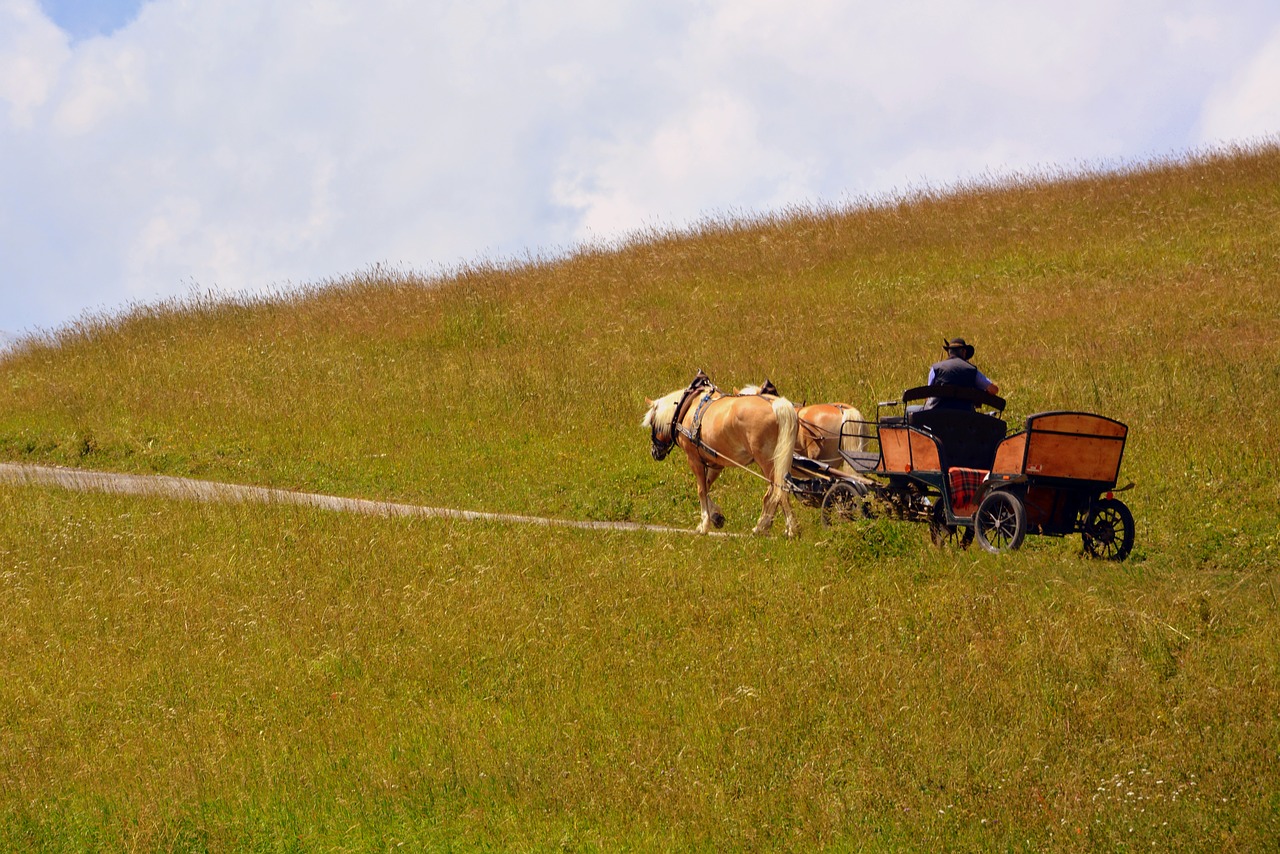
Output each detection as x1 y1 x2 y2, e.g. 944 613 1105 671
644 373 1136 559
791 384 1136 559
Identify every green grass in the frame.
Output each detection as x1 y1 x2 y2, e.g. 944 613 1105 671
1 145 1279 850
2 487 1276 851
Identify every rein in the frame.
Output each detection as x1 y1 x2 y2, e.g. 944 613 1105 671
675 418 775 484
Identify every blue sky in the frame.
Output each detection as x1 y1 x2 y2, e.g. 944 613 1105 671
2 0 1279 338
40 0 146 40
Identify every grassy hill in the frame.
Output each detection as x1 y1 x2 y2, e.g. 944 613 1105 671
1 145 1277 850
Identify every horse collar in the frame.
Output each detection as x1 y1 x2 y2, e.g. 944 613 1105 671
652 381 715 460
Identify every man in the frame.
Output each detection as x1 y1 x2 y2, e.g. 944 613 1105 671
924 337 999 410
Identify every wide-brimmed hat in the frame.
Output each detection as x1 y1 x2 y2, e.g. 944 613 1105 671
943 337 975 360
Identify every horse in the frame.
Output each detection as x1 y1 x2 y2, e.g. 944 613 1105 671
738 382 868 469
643 377 800 536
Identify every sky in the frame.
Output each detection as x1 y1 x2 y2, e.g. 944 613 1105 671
2 0 1279 338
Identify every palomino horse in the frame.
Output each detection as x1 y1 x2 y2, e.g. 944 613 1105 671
738 383 868 469
643 376 800 536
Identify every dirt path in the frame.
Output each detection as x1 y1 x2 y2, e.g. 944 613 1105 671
0 463 717 536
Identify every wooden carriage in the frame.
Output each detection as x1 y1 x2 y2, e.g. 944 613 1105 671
819 385 1135 558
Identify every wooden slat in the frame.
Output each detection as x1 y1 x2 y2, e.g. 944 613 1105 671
1029 412 1127 439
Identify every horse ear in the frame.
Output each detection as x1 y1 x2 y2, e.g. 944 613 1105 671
645 397 653 407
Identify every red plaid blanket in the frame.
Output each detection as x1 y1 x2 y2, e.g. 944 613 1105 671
948 467 989 517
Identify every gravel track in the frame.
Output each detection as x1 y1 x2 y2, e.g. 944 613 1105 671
0 463 717 536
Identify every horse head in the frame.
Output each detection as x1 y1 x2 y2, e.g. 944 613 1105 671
642 390 684 460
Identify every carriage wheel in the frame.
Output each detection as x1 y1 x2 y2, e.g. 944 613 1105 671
1082 498 1135 561
821 482 864 526
975 490 1026 554
929 503 973 549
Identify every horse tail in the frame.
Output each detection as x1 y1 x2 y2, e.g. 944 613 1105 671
839 406 867 454
770 396 798 486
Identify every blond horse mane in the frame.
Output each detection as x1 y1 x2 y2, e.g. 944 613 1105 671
641 388 686 435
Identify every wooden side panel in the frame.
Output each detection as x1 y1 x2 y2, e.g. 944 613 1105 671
1021 412 1127 483
992 432 1027 474
909 430 942 472
1024 433 1124 482
877 426 941 473
878 426 911 473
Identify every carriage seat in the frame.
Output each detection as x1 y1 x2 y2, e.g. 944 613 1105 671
908 408 1007 471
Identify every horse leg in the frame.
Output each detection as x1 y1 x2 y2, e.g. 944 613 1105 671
753 462 779 535
685 450 716 534
754 479 797 536
764 470 799 538
780 485 799 538
705 467 726 528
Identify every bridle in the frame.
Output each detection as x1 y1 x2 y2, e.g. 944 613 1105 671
650 412 676 460
650 375 717 461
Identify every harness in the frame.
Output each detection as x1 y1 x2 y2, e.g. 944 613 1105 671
675 390 721 460
652 373 779 485
650 371 716 461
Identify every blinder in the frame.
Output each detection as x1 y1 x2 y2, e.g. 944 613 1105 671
650 422 675 460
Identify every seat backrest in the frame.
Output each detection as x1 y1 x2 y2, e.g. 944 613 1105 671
908 408 1006 470
902 384 1006 412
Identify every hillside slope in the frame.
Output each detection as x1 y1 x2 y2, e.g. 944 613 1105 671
1 145 1278 850
2 145 1277 542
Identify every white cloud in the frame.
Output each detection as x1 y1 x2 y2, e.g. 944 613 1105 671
553 92 818 236
1196 23 1280 144
2 0 1280 334
53 41 148 134
0 0 70 127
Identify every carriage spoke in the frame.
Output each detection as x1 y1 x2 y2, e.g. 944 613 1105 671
1082 498 1134 561
975 491 1026 553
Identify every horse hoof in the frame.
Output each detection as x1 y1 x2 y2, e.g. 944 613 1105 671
712 512 725 529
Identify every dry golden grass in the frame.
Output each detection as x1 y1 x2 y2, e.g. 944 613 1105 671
0 144 1277 850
